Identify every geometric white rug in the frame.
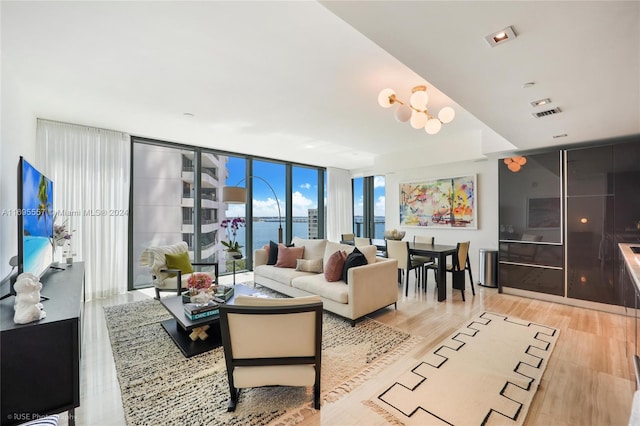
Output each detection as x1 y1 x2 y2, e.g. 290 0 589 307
366 311 559 426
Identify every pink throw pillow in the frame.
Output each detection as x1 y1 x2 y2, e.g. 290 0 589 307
275 244 305 268
324 250 347 282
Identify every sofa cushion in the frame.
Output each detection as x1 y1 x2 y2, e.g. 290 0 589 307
165 251 194 277
291 274 349 304
324 250 346 282
323 241 356 266
356 245 378 265
267 241 279 265
275 244 305 268
291 237 327 260
342 247 368 284
254 265 314 286
295 258 323 273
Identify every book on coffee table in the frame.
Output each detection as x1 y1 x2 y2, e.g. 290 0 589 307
184 308 219 321
184 301 218 318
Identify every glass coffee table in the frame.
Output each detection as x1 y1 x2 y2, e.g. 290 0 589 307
160 283 256 358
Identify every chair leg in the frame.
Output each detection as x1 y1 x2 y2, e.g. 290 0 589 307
154 287 160 300
314 380 321 409
404 270 409 297
466 260 475 295
227 388 240 412
468 269 475 296
405 269 411 296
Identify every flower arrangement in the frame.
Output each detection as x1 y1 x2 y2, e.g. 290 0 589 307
52 217 75 260
187 273 213 292
220 217 246 252
53 222 73 247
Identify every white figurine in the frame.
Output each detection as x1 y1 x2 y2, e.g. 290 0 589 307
13 272 46 324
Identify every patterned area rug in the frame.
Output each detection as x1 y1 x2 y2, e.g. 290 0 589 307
365 311 559 426
104 291 420 425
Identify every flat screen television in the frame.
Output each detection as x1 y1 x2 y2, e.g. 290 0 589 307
17 157 54 279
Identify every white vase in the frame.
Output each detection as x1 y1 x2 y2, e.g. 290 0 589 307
226 250 242 260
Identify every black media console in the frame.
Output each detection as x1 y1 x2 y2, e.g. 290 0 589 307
1 262 85 426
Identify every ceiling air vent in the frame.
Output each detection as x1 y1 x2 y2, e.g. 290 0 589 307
532 107 561 118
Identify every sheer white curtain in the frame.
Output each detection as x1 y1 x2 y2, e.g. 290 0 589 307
326 167 353 242
36 119 130 300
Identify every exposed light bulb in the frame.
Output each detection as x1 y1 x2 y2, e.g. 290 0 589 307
394 105 411 122
377 88 396 108
425 118 442 134
438 107 455 124
410 111 427 129
410 90 429 110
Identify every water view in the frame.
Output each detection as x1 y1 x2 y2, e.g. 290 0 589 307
233 217 386 249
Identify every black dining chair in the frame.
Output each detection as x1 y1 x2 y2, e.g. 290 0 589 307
426 241 475 300
413 235 437 287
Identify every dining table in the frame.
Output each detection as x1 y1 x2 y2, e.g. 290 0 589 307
370 238 458 302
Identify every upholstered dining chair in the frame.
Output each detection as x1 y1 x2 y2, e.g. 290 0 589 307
219 295 323 412
354 237 372 247
386 240 432 296
138 241 218 299
446 241 475 301
341 233 355 243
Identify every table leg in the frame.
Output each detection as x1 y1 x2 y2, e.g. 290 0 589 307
437 253 446 301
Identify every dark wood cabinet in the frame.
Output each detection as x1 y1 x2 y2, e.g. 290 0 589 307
1 263 84 426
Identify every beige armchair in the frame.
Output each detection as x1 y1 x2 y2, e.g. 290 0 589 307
219 295 323 411
138 241 218 299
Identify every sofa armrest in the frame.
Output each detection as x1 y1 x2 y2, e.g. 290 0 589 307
347 258 398 317
254 248 268 268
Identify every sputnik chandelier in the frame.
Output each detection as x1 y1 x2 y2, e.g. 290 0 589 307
503 156 527 172
377 85 455 135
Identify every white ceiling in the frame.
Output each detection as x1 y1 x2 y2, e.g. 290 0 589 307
2 1 638 172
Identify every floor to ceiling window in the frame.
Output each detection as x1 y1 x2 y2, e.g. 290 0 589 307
129 137 326 289
352 175 386 238
292 165 320 239
251 160 286 249
131 142 198 288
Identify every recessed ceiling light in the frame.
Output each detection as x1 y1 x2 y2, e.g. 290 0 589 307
485 26 517 47
183 112 194 117
553 133 568 139
531 98 551 107
522 82 535 88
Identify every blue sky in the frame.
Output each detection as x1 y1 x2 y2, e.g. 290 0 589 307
226 157 386 218
353 176 386 217
226 157 321 217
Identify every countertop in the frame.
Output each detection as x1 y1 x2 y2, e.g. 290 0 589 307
619 243 640 294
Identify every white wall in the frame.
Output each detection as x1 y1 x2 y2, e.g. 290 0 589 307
383 159 499 279
0 75 38 282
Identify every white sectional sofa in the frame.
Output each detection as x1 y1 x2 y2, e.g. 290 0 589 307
253 237 398 326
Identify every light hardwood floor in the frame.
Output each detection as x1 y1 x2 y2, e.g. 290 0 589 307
73 272 635 425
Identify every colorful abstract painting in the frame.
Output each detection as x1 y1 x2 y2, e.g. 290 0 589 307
399 175 477 229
